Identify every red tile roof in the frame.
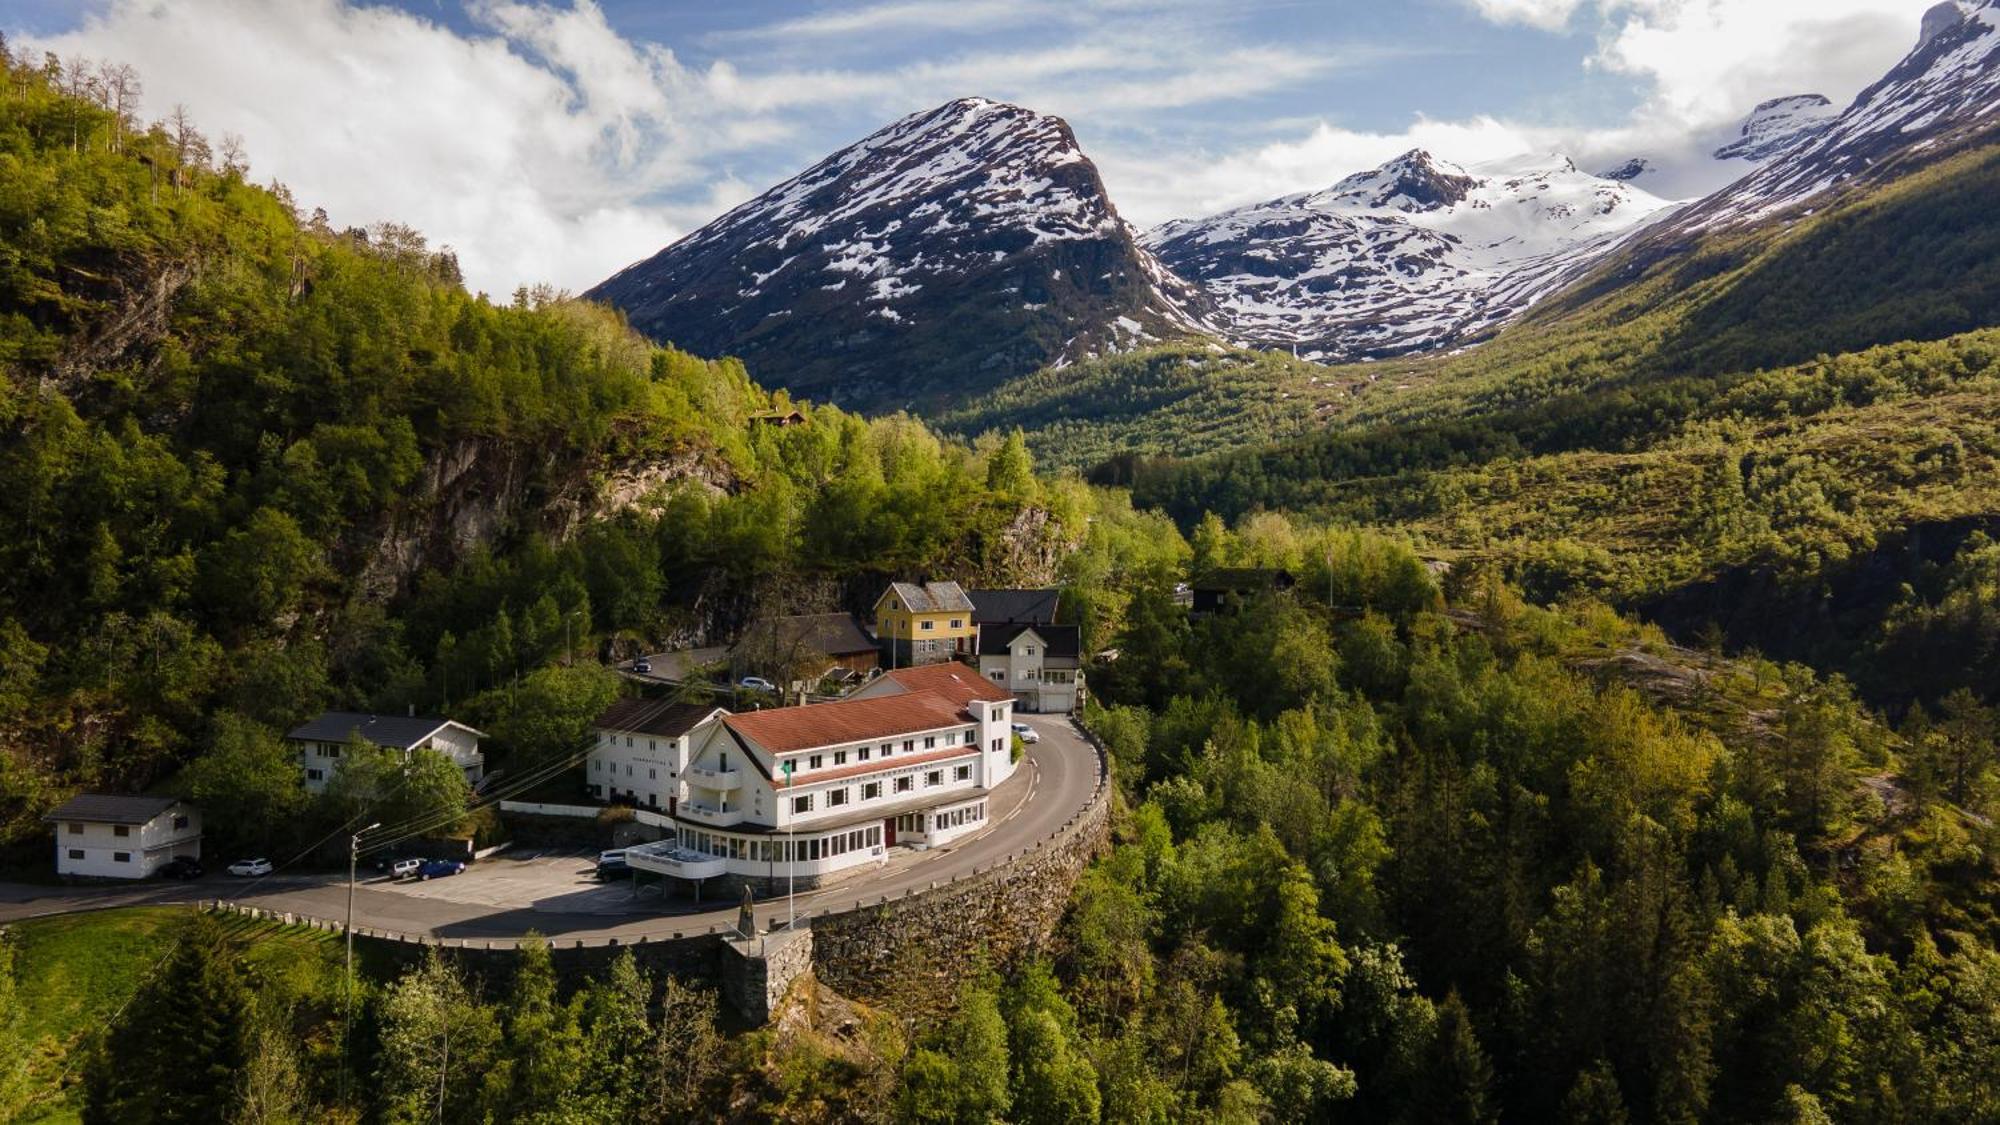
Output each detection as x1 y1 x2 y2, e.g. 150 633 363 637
722 691 969 754
878 663 1014 706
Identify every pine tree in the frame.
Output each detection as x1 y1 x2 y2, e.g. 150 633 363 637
85 911 254 1124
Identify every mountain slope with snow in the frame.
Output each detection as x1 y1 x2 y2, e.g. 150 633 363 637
1142 150 1673 362
1670 0 2000 234
587 97 1209 411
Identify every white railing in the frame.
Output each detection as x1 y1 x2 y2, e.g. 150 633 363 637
498 800 600 818
680 801 742 827
685 765 742 789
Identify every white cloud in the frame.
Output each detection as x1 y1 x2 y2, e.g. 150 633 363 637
21 0 747 294
1465 0 1589 30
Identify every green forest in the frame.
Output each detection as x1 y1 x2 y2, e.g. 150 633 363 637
5 45 2000 1125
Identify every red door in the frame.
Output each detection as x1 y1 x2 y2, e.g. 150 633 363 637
884 817 897 847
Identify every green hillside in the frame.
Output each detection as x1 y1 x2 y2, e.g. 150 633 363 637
1114 140 2000 713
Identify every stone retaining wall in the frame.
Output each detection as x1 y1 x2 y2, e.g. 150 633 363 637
810 729 1113 1019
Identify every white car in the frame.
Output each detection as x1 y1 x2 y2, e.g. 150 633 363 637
226 858 273 877
389 858 423 880
1011 722 1041 744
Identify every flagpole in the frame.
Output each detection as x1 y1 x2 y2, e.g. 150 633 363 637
783 758 795 931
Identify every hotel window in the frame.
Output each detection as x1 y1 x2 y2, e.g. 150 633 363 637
955 765 971 782
992 739 1002 753
863 782 881 800
626 736 633 747
903 740 915 752
834 750 847 765
828 788 849 807
114 852 130 863
67 848 84 860
964 728 976 743
1026 645 1036 655
920 620 934 631
67 823 81 835
990 671 1004 682
950 619 962 629
880 742 892 756
895 776 913 793
173 815 189 830
792 794 813 814
593 760 602 772
924 736 936 749
114 825 130 838
858 746 870 761
648 739 657 751
925 770 943 787
307 768 324 782
809 754 823 769
649 767 657 779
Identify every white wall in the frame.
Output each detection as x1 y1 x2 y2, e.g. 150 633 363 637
588 727 691 810
54 805 201 879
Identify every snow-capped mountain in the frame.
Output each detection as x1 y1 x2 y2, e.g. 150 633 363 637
1672 0 2000 233
1711 95 1838 162
1141 150 1673 362
587 97 1209 410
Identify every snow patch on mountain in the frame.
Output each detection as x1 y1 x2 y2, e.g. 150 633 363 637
1712 95 1838 162
1143 150 1674 362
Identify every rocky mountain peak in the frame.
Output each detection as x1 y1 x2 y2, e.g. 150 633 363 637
586 97 1209 412
1712 94 1837 162
1320 148 1478 211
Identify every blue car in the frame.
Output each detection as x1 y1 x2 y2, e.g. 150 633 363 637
416 859 466 881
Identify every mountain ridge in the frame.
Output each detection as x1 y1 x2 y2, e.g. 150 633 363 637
587 96 1209 413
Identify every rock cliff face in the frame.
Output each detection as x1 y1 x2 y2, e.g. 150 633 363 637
587 98 1211 414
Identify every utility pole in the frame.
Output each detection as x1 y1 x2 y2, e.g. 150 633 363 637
342 821 381 1107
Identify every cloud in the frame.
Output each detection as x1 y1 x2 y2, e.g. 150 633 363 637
20 0 753 294
1465 0 1589 30
719 0 1058 41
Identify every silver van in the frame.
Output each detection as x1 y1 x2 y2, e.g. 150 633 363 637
389 858 423 880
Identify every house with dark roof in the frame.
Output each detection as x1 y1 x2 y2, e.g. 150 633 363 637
625 665 1018 890
967 588 1061 627
44 794 200 880
286 711 487 794
1189 567 1297 615
872 580 977 666
733 612 881 684
976 622 1084 713
588 698 729 811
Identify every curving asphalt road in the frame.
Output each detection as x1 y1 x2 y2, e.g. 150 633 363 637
0 715 1104 945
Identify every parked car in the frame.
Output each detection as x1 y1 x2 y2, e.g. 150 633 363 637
1011 722 1041 744
389 858 423 880
594 856 630 881
738 676 776 692
227 858 273 877
415 859 466 881
598 848 627 865
160 856 203 880
633 660 652 674
372 851 414 874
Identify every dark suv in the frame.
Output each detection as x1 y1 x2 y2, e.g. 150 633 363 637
160 856 203 880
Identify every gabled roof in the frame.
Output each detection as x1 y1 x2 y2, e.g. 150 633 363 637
967 588 1060 625
43 794 184 825
285 711 485 750
879 580 974 614
870 663 1016 706
595 698 727 739
723 691 968 754
734 613 878 658
978 622 1081 659
1190 567 1296 591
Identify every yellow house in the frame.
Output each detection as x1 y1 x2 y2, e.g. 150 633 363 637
873 581 978 666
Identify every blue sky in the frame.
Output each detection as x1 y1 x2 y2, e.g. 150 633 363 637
8 0 1934 292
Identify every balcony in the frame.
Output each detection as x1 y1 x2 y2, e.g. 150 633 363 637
680 800 744 827
685 765 742 790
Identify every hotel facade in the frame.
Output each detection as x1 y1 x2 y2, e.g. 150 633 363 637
602 664 1019 888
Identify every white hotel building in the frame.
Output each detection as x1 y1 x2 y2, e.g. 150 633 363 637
609 664 1019 888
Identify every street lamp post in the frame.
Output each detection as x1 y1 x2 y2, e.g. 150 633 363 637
342 821 381 1104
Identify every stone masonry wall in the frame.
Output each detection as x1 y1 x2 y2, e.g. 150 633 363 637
809 745 1113 1020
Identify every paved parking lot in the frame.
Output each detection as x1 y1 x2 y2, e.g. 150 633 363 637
366 847 649 915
